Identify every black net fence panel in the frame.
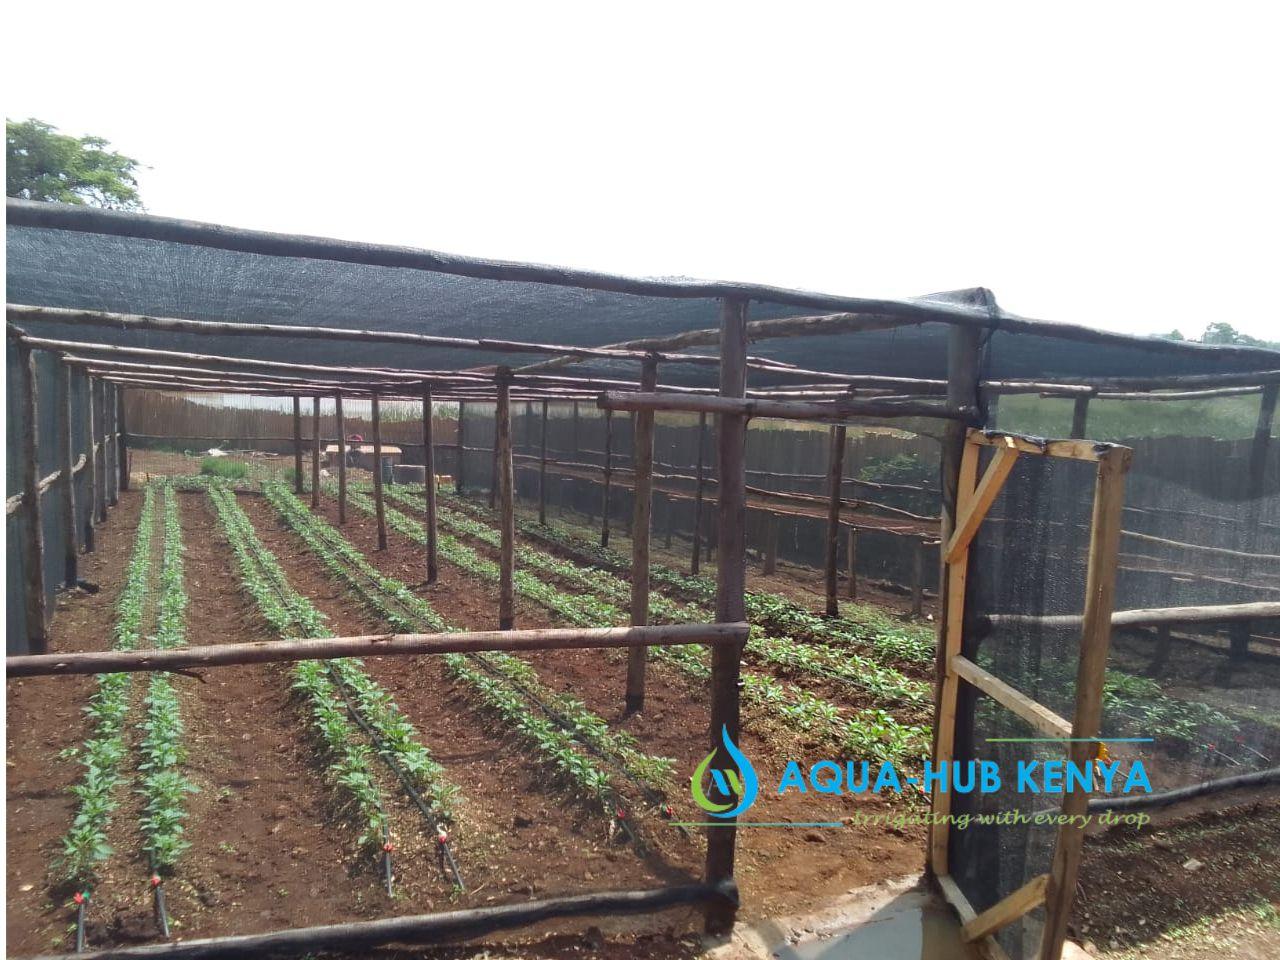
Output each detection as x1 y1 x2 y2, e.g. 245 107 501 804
950 453 1099 960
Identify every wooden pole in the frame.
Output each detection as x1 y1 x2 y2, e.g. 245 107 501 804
496 370 516 629
762 512 779 575
84 375 98 551
824 424 847 616
572 401 580 458
626 356 660 714
1233 383 1277 660
539 400 549 524
845 527 857 600
335 392 348 524
116 384 129 492
1069 395 1090 439
372 392 387 550
692 411 708 575
911 538 925 617
105 383 119 507
601 408 613 548
58 361 79 587
926 324 983 875
311 396 322 509
455 401 466 494
1039 448 1131 960
292 396 304 494
705 297 748 935
600 391 970 422
489 408 498 510
93 378 108 523
423 385 439 584
18 342 49 654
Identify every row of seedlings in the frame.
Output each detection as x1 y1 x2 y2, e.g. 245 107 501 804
436 488 1256 768
59 485 157 949
336 482 927 767
206 483 462 892
137 485 197 935
265 480 678 845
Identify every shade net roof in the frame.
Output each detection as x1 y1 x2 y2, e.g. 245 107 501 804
7 201 1279 387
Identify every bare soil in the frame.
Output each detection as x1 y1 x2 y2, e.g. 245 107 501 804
1077 798 1280 959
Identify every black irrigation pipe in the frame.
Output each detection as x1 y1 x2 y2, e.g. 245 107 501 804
147 854 169 939
324 662 465 890
1087 766 1280 812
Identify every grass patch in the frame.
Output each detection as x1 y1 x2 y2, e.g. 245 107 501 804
199 457 249 479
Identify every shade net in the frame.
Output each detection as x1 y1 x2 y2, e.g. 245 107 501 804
950 407 1279 958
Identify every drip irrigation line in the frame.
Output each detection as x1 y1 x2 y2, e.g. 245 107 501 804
74 891 89 953
324 662 465 890
147 853 170 938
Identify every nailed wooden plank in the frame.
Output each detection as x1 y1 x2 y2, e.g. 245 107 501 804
962 873 1049 942
496 371 516 630
824 424 848 615
945 439 1019 562
937 876 1015 960
17 342 49 653
335 392 348 524
627 357 660 712
1040 447 1131 960
371 392 387 550
423 385 439 584
951 656 1072 739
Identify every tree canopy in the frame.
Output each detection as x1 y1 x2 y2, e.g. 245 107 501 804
6 118 142 209
1159 321 1277 350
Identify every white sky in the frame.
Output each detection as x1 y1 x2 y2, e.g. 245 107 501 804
4 2 1278 340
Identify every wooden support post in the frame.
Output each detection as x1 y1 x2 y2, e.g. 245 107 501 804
664 496 674 549
705 297 748 935
601 408 613 548
455 401 466 494
911 538 925 616
1070 395 1090 439
1248 383 1277 497
926 325 983 875
626 356 660 714
1149 624 1172 676
846 527 857 600
106 383 119 507
372 392 387 551
539 400 549 524
496 370 516 630
93 378 107 524
292 396 304 494
824 424 847 616
335 392 348 523
489 410 498 510
762 512 779 575
116 384 129 492
18 343 49 654
1040 448 1131 960
311 396 322 509
58 361 79 587
423 385 439 584
572 401 580 458
84 375 98 551
692 411 708 575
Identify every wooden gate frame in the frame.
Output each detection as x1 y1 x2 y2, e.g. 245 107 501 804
930 430 1132 960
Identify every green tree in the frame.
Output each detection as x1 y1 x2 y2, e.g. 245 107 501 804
6 118 142 209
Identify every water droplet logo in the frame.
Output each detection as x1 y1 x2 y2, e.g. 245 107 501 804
691 726 758 819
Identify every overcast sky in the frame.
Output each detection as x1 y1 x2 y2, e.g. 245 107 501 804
5 3 1277 340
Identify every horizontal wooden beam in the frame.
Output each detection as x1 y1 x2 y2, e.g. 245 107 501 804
985 601 1280 631
30 882 734 960
599 391 974 423
8 303 720 366
967 431 1127 463
6 622 750 677
5 454 88 515
950 656 1073 739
